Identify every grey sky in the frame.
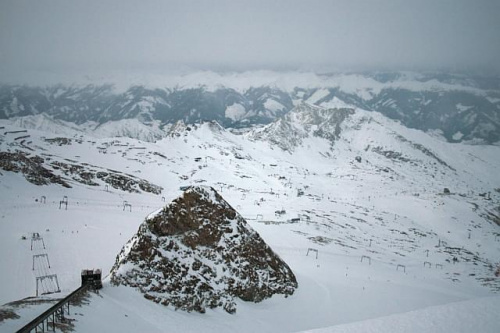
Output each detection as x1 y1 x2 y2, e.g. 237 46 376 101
1 0 500 82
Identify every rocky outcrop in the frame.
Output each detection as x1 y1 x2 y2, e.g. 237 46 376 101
0 150 162 194
0 151 71 187
110 186 297 314
250 103 354 151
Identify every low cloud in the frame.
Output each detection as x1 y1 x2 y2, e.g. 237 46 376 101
1 0 499 83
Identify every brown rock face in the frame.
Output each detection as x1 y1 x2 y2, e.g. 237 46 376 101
110 186 297 313
0 151 70 187
0 150 162 194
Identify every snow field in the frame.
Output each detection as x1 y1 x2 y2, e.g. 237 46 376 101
1 107 499 332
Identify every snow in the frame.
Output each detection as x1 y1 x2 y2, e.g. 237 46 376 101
92 119 166 142
263 99 286 113
5 70 490 97
5 115 166 142
9 114 87 137
225 103 247 121
452 132 464 141
6 97 22 117
1 107 499 332
486 96 500 104
306 89 331 104
320 97 353 109
302 296 500 333
456 103 473 112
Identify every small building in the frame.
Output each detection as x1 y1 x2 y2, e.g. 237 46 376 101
179 185 192 191
81 269 102 289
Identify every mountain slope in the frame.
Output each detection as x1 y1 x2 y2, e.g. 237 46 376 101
0 103 499 332
249 103 354 151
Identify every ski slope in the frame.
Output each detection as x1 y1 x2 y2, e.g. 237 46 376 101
0 107 499 332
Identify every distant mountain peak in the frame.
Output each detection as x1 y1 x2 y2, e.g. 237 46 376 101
250 103 354 151
1 72 499 143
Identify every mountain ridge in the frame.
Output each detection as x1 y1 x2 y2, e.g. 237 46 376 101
1 71 499 144
1 94 499 331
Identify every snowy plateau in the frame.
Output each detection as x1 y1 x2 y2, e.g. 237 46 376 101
0 73 499 332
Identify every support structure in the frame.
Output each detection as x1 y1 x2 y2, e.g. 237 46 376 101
396 264 406 273
123 203 132 212
33 254 51 270
35 274 60 297
31 234 45 251
306 248 319 259
361 255 371 265
424 261 432 268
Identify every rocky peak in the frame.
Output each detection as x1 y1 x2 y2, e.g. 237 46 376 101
166 120 189 137
110 186 297 313
250 102 354 151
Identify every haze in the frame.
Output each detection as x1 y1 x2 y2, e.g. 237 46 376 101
1 0 500 83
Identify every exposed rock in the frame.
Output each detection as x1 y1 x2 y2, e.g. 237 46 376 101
372 147 412 163
0 151 70 187
394 134 455 170
94 170 162 194
44 137 72 146
110 186 297 314
0 150 162 194
250 103 354 152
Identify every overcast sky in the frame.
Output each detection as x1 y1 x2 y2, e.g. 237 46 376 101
1 0 500 82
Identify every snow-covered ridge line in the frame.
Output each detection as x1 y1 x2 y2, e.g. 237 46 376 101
2 70 497 94
2 71 499 144
136 72 493 95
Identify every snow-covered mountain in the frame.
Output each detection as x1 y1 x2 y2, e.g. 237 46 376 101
1 71 499 143
249 103 354 151
0 100 499 332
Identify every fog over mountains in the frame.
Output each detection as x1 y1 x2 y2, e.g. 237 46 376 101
1 71 500 144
